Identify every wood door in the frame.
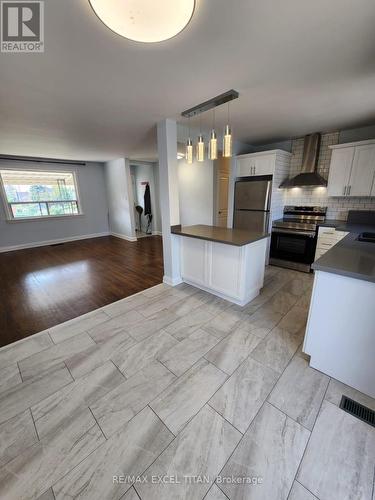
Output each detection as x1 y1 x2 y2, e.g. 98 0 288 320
327 147 354 196
348 145 375 196
216 157 230 227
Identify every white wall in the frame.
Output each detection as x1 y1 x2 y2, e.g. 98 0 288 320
0 159 109 251
105 158 136 240
178 157 214 226
130 162 161 234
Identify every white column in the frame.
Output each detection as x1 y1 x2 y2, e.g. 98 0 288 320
157 119 182 286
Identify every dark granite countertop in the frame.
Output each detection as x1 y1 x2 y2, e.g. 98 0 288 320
171 225 269 247
317 219 345 228
312 224 375 283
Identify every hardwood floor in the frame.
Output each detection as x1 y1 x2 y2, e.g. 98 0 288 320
0 236 164 347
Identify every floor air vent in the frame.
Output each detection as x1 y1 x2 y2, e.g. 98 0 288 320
339 396 375 428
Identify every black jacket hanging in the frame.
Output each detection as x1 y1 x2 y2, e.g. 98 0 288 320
144 184 152 215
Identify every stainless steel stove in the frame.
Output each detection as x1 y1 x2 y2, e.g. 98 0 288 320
270 206 327 272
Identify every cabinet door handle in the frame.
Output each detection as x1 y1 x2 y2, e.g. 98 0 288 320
254 166 256 174
344 186 347 196
348 185 351 195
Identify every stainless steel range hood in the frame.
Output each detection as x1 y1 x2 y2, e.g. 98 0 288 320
280 133 327 188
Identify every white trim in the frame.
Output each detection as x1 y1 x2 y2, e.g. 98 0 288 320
236 149 292 159
0 167 83 221
152 231 162 236
163 275 183 286
182 277 259 306
0 232 110 253
110 232 137 242
329 139 375 149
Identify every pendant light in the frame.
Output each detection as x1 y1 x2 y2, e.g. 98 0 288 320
186 117 193 164
223 102 233 158
208 109 218 160
197 116 205 162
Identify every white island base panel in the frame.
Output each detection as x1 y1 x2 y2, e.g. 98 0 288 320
304 270 375 399
180 236 268 307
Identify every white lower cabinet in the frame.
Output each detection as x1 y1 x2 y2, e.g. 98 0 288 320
314 227 349 261
180 236 268 306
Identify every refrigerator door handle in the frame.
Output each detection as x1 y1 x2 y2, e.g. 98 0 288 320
264 181 272 211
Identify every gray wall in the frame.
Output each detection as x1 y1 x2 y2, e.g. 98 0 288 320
0 160 109 250
105 158 136 240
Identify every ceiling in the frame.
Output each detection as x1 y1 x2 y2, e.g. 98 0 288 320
1 0 375 162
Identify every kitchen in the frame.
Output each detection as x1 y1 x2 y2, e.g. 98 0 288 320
166 121 375 400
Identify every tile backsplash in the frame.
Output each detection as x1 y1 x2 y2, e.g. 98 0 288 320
282 132 375 220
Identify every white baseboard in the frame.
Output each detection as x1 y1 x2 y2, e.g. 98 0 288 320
110 232 138 242
0 232 110 253
152 231 162 236
163 275 183 287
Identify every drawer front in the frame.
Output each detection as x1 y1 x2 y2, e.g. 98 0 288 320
318 226 336 236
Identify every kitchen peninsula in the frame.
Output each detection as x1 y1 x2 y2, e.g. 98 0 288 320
172 224 269 306
303 214 375 399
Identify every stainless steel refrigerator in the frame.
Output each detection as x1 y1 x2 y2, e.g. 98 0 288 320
233 176 272 232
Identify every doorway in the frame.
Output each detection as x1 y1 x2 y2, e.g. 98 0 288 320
214 157 230 227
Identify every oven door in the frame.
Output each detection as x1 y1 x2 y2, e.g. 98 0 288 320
270 229 317 264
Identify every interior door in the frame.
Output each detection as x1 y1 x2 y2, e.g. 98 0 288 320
327 148 354 196
215 157 230 227
348 145 375 196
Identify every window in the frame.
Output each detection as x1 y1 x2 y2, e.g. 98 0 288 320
0 169 82 220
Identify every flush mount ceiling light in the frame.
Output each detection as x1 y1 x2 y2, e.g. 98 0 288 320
89 0 196 43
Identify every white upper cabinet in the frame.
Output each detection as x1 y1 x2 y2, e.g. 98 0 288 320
348 145 375 196
327 148 354 196
236 152 276 177
328 140 375 197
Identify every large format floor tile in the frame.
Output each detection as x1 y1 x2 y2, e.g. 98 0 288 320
48 310 110 343
268 355 329 430
205 326 261 375
52 407 174 500
65 329 136 379
0 364 22 394
136 405 241 500
324 377 375 412
90 361 176 437
102 293 151 318
288 481 318 500
298 400 375 500
250 326 303 374
0 364 72 425
126 309 179 341
150 359 227 434
165 305 214 341
0 266 370 500
210 357 279 433
112 329 178 377
0 409 38 467
203 308 245 339
0 408 105 500
158 328 219 377
31 361 125 438
0 333 53 369
220 403 310 500
18 333 95 380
